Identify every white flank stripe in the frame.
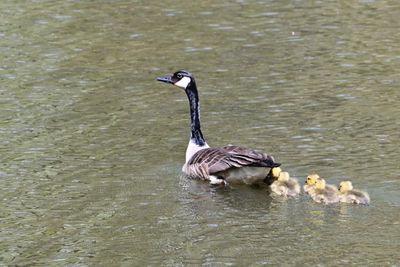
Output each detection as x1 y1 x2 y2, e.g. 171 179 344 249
209 175 220 184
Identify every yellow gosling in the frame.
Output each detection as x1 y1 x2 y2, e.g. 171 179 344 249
304 174 320 195
270 171 300 197
339 181 370 205
271 167 282 178
311 178 340 204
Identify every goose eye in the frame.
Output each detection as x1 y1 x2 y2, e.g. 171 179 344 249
177 73 183 79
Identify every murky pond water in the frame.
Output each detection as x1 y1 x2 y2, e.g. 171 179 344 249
1 0 400 266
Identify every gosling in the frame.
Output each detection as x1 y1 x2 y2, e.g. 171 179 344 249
271 167 282 179
304 174 320 195
311 178 340 204
270 171 300 197
339 181 370 205
304 173 338 195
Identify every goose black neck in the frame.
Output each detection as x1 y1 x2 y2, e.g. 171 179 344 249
185 81 206 146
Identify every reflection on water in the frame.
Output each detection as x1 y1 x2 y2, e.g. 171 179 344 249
1 0 400 266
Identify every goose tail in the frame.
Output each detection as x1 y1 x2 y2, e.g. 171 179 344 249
251 156 281 168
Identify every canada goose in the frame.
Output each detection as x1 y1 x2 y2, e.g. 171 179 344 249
311 178 340 204
339 181 370 205
157 70 280 185
270 171 300 197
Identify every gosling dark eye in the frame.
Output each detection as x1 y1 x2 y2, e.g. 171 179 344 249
177 73 183 79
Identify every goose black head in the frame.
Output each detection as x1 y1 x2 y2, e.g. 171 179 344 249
157 70 194 90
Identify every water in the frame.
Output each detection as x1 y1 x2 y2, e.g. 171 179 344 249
1 0 400 266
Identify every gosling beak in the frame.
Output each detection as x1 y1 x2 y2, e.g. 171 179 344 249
156 74 173 84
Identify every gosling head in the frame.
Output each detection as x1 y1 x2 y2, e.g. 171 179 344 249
271 167 282 178
315 178 326 190
339 181 353 193
306 174 320 186
157 70 194 90
278 171 290 182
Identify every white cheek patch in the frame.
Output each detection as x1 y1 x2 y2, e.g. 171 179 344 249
174 76 191 89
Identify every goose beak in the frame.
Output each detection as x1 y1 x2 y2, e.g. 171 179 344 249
156 75 173 84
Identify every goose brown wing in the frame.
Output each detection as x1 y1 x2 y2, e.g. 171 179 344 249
221 145 280 168
187 145 280 174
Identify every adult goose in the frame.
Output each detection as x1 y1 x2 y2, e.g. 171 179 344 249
157 70 280 185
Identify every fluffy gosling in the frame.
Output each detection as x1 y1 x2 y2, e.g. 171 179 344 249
304 173 338 196
311 178 340 204
271 167 282 178
339 181 370 205
304 174 320 195
270 171 300 197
